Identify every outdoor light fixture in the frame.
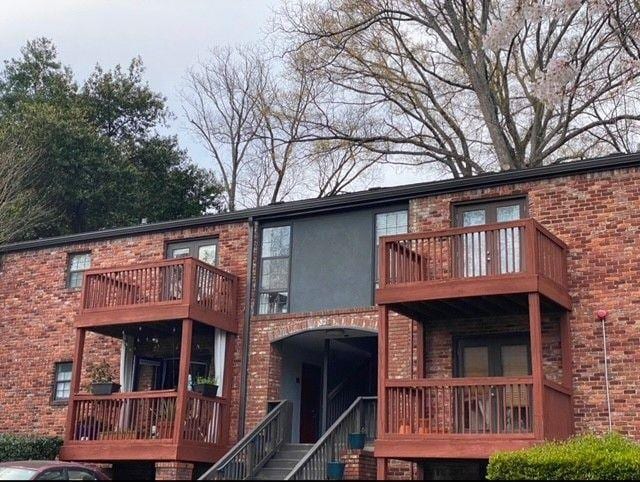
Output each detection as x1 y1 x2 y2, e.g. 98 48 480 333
597 309 612 432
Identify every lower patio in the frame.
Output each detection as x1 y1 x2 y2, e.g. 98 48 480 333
60 319 234 464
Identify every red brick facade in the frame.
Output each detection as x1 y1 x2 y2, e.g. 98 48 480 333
1 163 639 479
409 167 640 438
0 222 249 444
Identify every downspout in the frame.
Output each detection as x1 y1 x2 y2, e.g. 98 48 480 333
238 217 257 437
597 309 613 432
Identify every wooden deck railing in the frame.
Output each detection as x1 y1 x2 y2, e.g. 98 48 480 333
183 392 227 445
287 397 377 480
379 219 567 289
383 377 534 437
543 380 573 441
202 400 293 480
81 257 237 318
69 391 178 441
68 390 227 445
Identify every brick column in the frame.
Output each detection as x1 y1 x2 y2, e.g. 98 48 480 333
155 462 193 480
342 449 376 480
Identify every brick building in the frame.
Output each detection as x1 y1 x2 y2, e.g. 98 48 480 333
0 153 639 479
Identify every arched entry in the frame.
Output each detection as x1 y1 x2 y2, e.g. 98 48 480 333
273 327 377 443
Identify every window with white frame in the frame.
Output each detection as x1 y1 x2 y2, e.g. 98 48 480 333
53 362 72 402
67 252 91 289
375 210 408 284
258 226 291 314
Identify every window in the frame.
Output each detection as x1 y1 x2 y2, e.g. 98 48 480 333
375 210 408 284
258 226 291 314
67 252 91 289
167 238 218 266
454 198 526 276
53 362 72 402
36 470 65 480
67 469 98 481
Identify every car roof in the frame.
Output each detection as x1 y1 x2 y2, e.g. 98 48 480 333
0 461 94 470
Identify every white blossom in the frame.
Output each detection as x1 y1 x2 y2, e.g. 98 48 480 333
530 57 577 105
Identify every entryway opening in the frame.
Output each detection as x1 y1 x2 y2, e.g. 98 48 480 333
274 327 377 443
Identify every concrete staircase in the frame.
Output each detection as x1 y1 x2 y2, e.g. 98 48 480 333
251 443 313 480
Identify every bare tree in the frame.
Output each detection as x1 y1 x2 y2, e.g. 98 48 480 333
183 45 382 208
0 139 50 244
280 0 640 177
244 59 318 205
182 46 266 211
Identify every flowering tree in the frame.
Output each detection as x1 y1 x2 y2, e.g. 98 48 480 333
281 0 640 176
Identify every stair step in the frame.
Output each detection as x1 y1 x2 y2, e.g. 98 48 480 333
274 448 310 456
253 468 291 480
264 459 300 470
282 443 314 449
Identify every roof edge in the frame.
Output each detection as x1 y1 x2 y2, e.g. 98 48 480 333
1 152 638 254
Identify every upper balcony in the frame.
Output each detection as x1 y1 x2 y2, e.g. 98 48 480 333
376 218 571 314
76 257 238 333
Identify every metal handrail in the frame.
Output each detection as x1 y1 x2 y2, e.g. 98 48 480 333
199 399 292 480
285 396 377 480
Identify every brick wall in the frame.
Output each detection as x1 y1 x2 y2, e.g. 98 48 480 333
0 222 249 443
409 166 640 438
423 314 562 381
154 461 193 480
1 162 640 475
342 449 376 480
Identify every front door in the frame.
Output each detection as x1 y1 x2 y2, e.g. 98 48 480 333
455 199 526 276
455 334 531 433
299 363 322 443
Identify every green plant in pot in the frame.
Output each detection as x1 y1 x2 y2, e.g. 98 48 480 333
193 375 218 397
88 361 120 395
327 446 346 480
348 426 367 450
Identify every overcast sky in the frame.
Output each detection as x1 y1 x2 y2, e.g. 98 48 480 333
0 0 425 188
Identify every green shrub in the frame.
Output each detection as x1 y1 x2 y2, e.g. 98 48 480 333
0 434 63 462
487 433 640 480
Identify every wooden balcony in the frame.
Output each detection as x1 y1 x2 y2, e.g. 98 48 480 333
375 377 573 459
376 219 571 314
60 390 230 464
76 258 238 333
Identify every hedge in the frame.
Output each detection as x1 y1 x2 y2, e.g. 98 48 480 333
0 434 63 462
487 433 640 480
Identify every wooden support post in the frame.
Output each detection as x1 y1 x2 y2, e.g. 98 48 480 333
560 312 573 390
377 306 389 439
221 332 236 446
376 457 388 480
64 328 86 442
174 319 193 443
416 319 424 378
321 338 330 435
528 293 545 439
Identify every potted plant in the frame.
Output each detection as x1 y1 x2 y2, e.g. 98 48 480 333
327 445 345 480
88 361 120 395
193 375 218 397
327 459 345 480
348 426 367 450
